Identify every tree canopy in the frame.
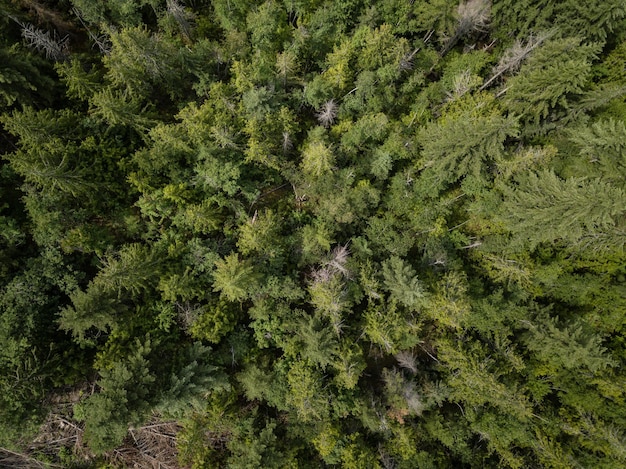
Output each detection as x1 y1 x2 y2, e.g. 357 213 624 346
1 0 626 467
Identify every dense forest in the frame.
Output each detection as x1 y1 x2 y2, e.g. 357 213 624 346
1 0 626 467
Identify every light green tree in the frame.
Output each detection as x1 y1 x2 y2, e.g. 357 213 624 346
213 253 261 302
382 256 426 309
301 129 335 178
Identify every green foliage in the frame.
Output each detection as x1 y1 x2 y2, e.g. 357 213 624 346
1 107 105 198
246 1 291 54
104 26 186 98
492 0 626 41
58 243 163 342
95 243 163 295
286 359 330 422
0 45 55 111
308 270 350 319
56 58 102 102
2 1 626 467
188 298 242 343
77 337 224 453
76 338 156 453
158 342 227 417
90 88 156 130
382 256 425 309
378 0 457 36
417 104 519 194
522 314 617 373
237 209 284 258
503 37 601 126
71 0 160 26
567 118 626 181
439 340 533 421
0 250 78 433
212 0 263 32
301 127 336 178
213 253 261 302
498 170 626 252
364 299 421 353
227 419 293 468
293 314 339 369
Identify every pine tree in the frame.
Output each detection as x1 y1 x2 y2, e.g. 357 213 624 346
95 243 163 296
213 253 260 302
286 359 330 422
382 256 425 309
55 58 102 102
417 104 519 195
568 118 626 181
76 338 156 453
438 340 533 421
188 298 241 344
502 37 601 127
301 128 336 178
58 284 125 343
499 170 626 253
237 209 284 259
492 0 626 42
293 314 339 369
0 45 55 111
0 252 77 437
58 244 163 342
363 298 422 353
103 25 189 98
89 88 156 130
71 0 158 26
522 314 617 373
245 0 290 56
227 419 293 469
479 31 553 91
157 342 226 417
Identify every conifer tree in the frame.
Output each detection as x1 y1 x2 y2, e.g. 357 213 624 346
301 128 336 178
568 118 626 180
499 170 626 252
293 314 339 369
492 0 626 41
382 256 425 309
417 105 519 194
213 253 260 302
522 314 617 373
2 0 626 465
502 37 600 127
0 45 55 111
76 338 156 453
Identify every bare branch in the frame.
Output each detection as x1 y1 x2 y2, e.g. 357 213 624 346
480 30 554 91
19 22 69 61
316 99 338 128
399 47 421 72
442 0 491 55
72 8 111 54
167 0 195 40
395 350 418 374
